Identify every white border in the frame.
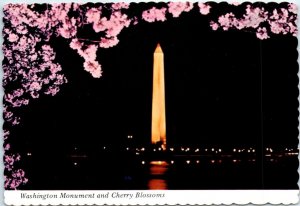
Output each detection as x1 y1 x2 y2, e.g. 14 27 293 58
1 0 299 205
4 190 300 205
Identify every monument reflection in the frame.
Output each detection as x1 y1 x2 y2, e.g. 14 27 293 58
148 161 168 189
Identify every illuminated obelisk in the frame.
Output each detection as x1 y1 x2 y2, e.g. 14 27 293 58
151 43 167 150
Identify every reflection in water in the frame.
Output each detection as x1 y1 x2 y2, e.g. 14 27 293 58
148 179 167 189
148 161 168 189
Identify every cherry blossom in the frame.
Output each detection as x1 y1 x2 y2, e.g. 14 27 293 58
70 39 102 78
288 3 297 14
198 3 211 15
256 27 269 40
100 36 120 48
210 21 219 30
210 4 297 39
142 7 167 22
168 2 193 18
112 2 130 10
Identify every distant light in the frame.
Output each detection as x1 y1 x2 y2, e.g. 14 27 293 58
212 148 214 151
238 150 241 153
233 149 236 152
196 160 200 164
211 160 215 164
103 147 106 150
218 160 222 163
170 148 174 151
181 147 184 151
142 161 145 164
195 148 199 152
186 160 190 164
171 160 174 164
266 148 269 151
74 162 77 166
248 150 250 153
252 149 255 152
158 148 161 151
153 149 156 152
74 147 77 150
150 161 167 166
135 152 140 155
205 149 208 152
141 148 145 151
126 147 129 151
27 153 32 156
233 159 237 163
270 149 273 153
219 149 222 152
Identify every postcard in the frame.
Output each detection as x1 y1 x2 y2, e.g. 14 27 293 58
2 1 299 205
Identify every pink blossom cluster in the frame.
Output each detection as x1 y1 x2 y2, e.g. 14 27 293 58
3 4 72 189
210 4 298 40
5 168 28 190
3 34 66 125
70 39 102 78
3 4 79 40
142 7 167 22
112 2 130 10
84 6 131 49
268 7 298 36
198 3 211 15
168 2 193 18
4 130 28 190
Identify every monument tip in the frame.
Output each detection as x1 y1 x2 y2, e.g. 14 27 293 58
154 43 163 53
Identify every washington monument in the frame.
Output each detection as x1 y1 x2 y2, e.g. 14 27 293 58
151 44 167 150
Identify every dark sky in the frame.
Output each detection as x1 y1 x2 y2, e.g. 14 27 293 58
10 3 298 157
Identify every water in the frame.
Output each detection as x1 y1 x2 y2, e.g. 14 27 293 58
148 161 168 189
22 153 298 190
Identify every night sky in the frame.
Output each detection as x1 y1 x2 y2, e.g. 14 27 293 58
7 3 298 186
